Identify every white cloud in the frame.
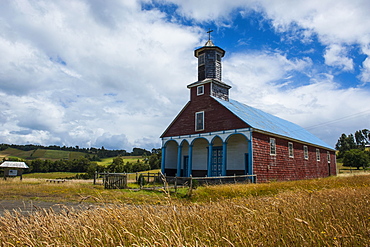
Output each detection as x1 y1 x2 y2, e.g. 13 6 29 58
224 50 370 147
224 51 312 100
1 0 370 151
158 0 257 24
164 0 370 83
324 44 354 71
0 0 203 150
359 57 370 83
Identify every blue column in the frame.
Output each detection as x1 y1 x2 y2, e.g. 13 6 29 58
161 146 166 174
248 138 254 182
177 145 182 177
222 142 227 176
207 143 213 177
188 145 193 177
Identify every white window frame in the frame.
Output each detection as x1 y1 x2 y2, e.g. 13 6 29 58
270 138 276 155
327 151 331 163
195 111 204 131
304 146 308 160
288 142 294 158
197 85 204 96
316 149 320 161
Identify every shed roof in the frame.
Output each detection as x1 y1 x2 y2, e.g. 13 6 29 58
0 161 29 169
213 96 333 150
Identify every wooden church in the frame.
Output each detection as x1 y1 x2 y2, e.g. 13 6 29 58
160 37 337 183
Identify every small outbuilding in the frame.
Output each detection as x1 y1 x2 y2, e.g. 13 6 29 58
0 161 29 180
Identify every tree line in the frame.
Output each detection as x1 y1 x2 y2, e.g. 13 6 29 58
0 143 152 159
1 146 161 178
336 129 370 169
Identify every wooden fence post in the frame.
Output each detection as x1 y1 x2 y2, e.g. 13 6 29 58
174 176 177 193
187 175 193 197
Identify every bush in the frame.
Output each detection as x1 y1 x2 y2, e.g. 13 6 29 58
343 149 370 170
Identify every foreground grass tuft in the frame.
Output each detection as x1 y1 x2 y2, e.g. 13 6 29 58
0 174 370 246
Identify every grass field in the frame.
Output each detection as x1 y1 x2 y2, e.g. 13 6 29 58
96 156 144 167
0 147 86 161
0 148 34 160
337 162 370 174
0 174 370 246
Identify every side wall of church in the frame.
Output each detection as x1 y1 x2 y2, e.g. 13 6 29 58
252 132 337 183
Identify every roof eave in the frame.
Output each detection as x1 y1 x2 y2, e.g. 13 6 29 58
252 129 335 151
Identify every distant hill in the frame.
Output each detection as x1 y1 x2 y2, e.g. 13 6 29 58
0 144 161 175
0 143 154 161
0 147 86 161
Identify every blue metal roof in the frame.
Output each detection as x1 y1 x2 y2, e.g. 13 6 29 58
213 96 333 150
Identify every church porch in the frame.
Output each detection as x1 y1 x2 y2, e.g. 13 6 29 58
161 128 253 178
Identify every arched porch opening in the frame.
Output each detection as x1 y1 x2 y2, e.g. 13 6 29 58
180 140 190 177
163 140 178 176
191 138 209 177
226 133 250 175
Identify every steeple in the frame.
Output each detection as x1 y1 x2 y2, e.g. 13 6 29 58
194 34 225 81
188 33 231 101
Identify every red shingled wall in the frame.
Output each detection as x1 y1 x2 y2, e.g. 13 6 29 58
161 85 248 137
252 132 337 182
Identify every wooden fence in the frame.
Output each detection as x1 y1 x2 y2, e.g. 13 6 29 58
93 172 256 190
100 173 128 189
165 174 257 187
93 172 162 189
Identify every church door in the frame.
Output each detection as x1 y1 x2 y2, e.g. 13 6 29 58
211 147 223 176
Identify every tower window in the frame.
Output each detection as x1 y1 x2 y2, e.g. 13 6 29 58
195 111 204 131
216 53 221 61
316 149 320 161
199 54 205 65
197 85 204 95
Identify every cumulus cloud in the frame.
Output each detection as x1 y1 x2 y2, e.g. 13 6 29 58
324 44 354 71
1 0 370 150
0 0 203 150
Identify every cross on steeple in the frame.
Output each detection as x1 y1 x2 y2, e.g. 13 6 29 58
207 29 213 41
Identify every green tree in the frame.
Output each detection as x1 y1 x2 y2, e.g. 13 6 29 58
70 157 91 172
107 157 125 173
343 149 370 170
148 150 161 170
336 133 357 158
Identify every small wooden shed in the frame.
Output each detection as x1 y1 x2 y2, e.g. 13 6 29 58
0 161 29 180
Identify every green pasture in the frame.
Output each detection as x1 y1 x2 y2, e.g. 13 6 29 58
0 148 34 159
337 162 370 173
0 148 86 161
96 156 144 167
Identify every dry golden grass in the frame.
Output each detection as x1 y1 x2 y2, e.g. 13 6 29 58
1 175 370 246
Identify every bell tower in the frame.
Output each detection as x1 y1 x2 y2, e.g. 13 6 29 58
189 30 231 101
194 30 225 81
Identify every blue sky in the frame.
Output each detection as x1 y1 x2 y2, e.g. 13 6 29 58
0 0 370 151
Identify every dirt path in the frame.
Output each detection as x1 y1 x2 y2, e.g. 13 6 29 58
0 200 94 216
